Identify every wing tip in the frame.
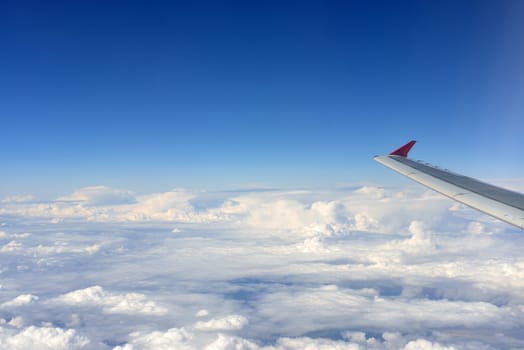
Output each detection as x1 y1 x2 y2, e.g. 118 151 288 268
389 140 416 157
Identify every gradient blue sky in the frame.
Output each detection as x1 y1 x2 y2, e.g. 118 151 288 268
1 0 523 197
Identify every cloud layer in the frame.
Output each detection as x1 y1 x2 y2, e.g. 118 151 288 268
1 185 523 349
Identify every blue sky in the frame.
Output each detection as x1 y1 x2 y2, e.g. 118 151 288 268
1 0 523 197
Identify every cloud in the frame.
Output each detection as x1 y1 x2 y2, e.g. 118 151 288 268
193 315 248 331
122 190 200 222
0 187 213 222
0 240 22 252
8 316 24 328
31 243 101 255
402 339 456 350
0 185 480 236
51 286 168 315
0 240 100 256
0 326 89 350
0 185 522 349
353 185 385 199
113 329 468 350
57 186 136 206
203 334 260 350
254 285 516 338
113 328 194 350
1 195 35 203
466 221 487 235
195 309 210 317
1 294 39 309
295 236 332 253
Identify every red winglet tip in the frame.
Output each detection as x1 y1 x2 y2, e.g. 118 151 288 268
389 140 416 157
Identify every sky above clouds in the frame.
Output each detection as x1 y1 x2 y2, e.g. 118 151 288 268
1 0 524 196
2 1 524 349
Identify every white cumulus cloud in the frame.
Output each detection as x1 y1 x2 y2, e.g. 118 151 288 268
0 326 89 350
113 328 194 350
193 315 249 331
51 286 167 315
1 294 39 308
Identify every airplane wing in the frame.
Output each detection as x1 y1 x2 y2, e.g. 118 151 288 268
374 140 524 230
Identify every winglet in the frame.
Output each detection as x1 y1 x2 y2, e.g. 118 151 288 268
389 140 416 157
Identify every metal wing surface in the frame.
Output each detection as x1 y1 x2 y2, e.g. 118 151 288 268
374 140 524 229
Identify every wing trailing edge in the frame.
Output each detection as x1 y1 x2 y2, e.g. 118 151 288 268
374 141 524 230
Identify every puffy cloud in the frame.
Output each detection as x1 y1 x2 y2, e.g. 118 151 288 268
0 185 483 235
114 330 468 350
295 236 331 254
122 190 200 222
1 294 39 308
193 315 249 331
8 316 24 328
203 334 259 350
51 286 167 315
113 328 194 350
242 198 315 230
196 309 210 317
402 339 456 350
0 187 217 222
0 326 89 350
371 221 437 263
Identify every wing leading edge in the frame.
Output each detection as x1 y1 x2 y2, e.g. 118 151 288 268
374 141 524 230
